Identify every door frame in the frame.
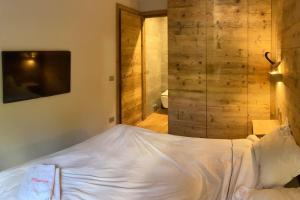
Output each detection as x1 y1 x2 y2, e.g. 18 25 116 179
116 3 167 124
141 10 167 18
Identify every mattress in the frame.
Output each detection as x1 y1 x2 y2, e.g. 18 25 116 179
0 125 258 200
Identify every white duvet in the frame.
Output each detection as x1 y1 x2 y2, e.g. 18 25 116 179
0 125 258 200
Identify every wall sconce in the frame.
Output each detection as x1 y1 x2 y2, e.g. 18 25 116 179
265 52 283 82
269 70 283 82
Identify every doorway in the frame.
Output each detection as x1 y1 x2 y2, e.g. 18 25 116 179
116 4 168 133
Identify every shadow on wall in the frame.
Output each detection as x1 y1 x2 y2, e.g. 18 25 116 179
0 129 89 171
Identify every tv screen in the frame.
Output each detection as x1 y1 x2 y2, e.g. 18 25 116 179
2 51 71 103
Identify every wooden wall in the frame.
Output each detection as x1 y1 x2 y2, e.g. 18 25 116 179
272 0 300 145
168 0 272 138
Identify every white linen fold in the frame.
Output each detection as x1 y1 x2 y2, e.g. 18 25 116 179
52 168 61 200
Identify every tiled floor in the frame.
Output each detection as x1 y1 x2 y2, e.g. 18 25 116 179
136 111 168 134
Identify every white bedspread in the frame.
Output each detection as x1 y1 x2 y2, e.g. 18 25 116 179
0 125 258 200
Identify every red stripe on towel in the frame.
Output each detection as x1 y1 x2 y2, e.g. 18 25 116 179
31 178 49 183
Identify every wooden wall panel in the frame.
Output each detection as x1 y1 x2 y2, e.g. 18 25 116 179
168 0 207 138
272 0 300 145
247 0 271 134
207 105 248 139
206 0 248 138
120 10 143 125
168 0 272 138
169 90 207 137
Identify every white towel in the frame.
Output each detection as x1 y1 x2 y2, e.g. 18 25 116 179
18 165 61 200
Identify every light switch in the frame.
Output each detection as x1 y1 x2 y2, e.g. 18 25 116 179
109 76 115 82
109 116 115 123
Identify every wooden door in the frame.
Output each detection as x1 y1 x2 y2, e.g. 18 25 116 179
120 10 143 125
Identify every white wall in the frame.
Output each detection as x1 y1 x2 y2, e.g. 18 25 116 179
0 0 139 170
139 0 167 12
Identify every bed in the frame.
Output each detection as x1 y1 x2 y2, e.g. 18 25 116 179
0 125 290 199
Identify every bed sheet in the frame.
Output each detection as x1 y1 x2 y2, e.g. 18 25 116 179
0 125 258 200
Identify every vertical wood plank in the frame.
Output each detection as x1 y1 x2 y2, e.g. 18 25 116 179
168 0 207 137
121 10 143 125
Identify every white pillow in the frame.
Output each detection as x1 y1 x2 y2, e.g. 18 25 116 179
247 134 260 143
245 188 300 200
253 125 300 188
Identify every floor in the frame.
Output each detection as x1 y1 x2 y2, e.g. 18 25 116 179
136 111 168 134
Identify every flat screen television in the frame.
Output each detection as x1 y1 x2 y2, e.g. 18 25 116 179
2 51 71 103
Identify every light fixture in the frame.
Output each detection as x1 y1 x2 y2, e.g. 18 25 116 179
269 70 283 82
265 52 283 82
265 52 281 72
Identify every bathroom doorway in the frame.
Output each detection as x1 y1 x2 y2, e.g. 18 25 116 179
137 16 168 133
116 4 168 133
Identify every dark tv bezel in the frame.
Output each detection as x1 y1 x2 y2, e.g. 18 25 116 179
2 50 71 104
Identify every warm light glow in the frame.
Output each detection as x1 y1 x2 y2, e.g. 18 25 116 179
276 81 284 87
24 59 36 69
269 70 281 75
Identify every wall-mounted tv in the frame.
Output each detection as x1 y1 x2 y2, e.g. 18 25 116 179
2 51 71 103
